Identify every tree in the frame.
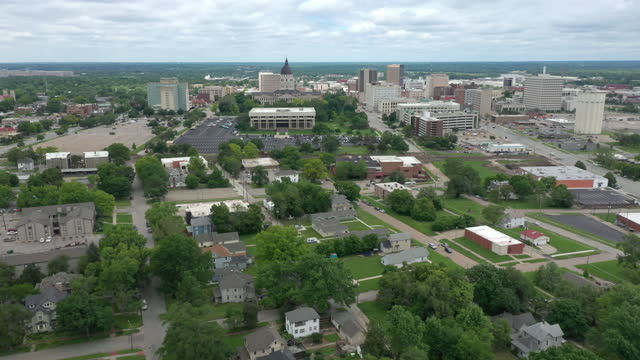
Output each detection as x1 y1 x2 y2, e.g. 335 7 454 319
509 175 537 198
411 198 437 221
47 255 70 275
482 205 506 225
18 264 45 286
256 226 308 263
0 185 15 208
0 171 19 187
210 203 233 233
56 283 114 337
251 166 269 186
574 160 587 170
105 143 131 165
145 202 185 240
135 156 168 199
0 304 31 351
528 345 603 360
243 142 259 158
591 283 640 359
547 299 589 339
92 190 115 217
386 306 426 358
605 172 617 187
185 174 200 189
207 168 230 188
321 135 340 153
386 190 415 216
466 264 536 315
533 263 562 293
97 163 134 199
334 181 361 201
550 184 574 208
159 304 234 360
618 234 640 269
302 158 329 183
243 303 258 329
386 171 406 184
187 156 207 181
151 234 211 297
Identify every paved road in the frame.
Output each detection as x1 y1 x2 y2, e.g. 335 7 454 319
364 110 421 153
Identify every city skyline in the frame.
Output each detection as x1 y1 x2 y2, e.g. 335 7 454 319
1 0 639 62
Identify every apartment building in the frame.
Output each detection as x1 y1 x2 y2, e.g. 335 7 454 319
249 107 315 130
147 78 189 111
396 101 461 125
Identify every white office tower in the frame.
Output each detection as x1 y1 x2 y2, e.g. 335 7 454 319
574 91 606 134
523 73 563 111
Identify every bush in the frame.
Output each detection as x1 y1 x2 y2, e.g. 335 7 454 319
311 332 323 344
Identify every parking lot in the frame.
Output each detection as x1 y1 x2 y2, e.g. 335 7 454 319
548 214 627 243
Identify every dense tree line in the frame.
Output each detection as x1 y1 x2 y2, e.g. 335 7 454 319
416 135 458 150
265 179 331 219
209 203 264 234
135 155 168 199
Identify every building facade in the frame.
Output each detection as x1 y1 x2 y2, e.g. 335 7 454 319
365 83 402 112
249 107 315 130
147 78 189 111
518 166 608 189
464 226 525 255
45 152 70 169
574 91 606 134
464 88 493 117
523 75 563 111
83 151 109 168
387 64 404 87
396 101 461 124
358 68 378 93
374 182 411 200
411 111 478 137
16 203 96 242
259 72 281 92
285 307 320 338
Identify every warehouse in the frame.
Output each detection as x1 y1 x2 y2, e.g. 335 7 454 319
616 213 640 232
464 225 525 255
518 166 608 189
486 143 528 154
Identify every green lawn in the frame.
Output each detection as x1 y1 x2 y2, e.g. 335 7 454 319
362 196 444 235
246 246 257 257
452 237 513 263
576 260 632 283
324 333 341 342
206 303 244 321
358 301 388 325
428 249 464 270
226 333 246 349
342 220 371 231
342 255 385 280
355 207 399 232
445 241 488 264
115 199 131 208
239 233 259 246
433 160 499 180
357 278 380 293
116 213 133 224
501 262 519 267
524 258 549 264
118 355 145 360
300 226 324 240
443 198 487 223
497 225 595 255
113 313 142 329
514 254 531 259
594 213 617 224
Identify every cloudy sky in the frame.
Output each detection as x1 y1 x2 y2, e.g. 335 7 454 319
1 0 639 62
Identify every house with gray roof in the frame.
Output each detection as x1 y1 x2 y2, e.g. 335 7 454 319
331 311 365 345
274 170 300 183
24 272 78 333
335 228 390 241
285 307 320 338
380 232 411 254
331 194 353 212
492 312 537 333
189 216 212 237
310 210 355 237
213 271 255 303
381 246 429 268
512 321 565 358
16 202 95 242
257 349 295 360
239 327 286 360
2 246 87 276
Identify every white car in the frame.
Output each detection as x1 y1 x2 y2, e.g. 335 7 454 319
428 243 437 249
141 299 148 311
306 237 320 244
7 230 17 235
39 238 45 243
45 236 52 243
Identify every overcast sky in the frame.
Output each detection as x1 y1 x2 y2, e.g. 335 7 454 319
1 0 639 62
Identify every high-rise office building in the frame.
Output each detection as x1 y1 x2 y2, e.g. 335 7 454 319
387 64 405 87
425 74 449 98
574 91 606 134
523 73 563 111
259 72 281 92
465 88 493 117
147 78 189 111
358 69 378 93
365 83 401 112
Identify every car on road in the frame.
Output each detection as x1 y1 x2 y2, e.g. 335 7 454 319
6 229 17 235
141 299 148 310
428 243 437 249
45 236 52 243
379 209 386 213
444 246 453 254
441 243 449 248
39 238 45 243
374 207 380 211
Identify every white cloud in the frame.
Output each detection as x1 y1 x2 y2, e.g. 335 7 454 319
298 0 349 12
348 21 375 33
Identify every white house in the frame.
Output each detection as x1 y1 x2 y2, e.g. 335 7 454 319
499 213 526 229
274 170 300 183
520 229 550 246
381 247 429 268
285 307 320 338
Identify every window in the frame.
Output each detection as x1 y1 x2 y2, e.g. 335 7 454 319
37 324 46 330
37 315 42 321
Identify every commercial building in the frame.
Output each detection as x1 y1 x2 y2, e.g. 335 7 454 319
160 156 208 170
523 74 563 111
616 213 640 232
425 74 449 98
464 226 525 255
248 90 322 105
15 203 96 242
387 64 404 87
493 100 526 114
410 111 478 137
370 155 424 178
0 127 18 138
486 143 528 154
259 72 281 92
249 107 315 130
374 182 411 200
241 157 280 169
66 104 97 117
396 101 460 124
574 91 606 134
377 98 411 115
365 83 402 112
198 86 226 100
464 88 493 117
518 166 608 189
83 151 109 168
490 114 531 124
147 78 189 111
45 152 70 169
358 68 378 92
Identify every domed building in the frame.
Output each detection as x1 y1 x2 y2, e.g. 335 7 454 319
279 58 295 91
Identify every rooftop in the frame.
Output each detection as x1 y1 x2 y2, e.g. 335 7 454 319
45 152 70 160
286 307 319 323
370 156 421 167
466 226 523 246
241 158 280 169
249 107 315 114
375 182 410 192
520 166 606 181
382 246 429 265
521 229 547 239
177 200 249 217
84 151 109 158
488 143 525 147
245 327 284 353
618 212 640 223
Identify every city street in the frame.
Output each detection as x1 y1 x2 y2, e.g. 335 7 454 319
364 110 422 152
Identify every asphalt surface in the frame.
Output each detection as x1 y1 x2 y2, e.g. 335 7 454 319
547 214 626 243
0 127 80 156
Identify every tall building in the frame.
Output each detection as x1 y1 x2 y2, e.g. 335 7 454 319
279 58 295 90
259 72 281 92
365 83 401 112
523 74 563 111
387 64 405 87
410 111 478 137
358 69 378 93
425 74 449 98
574 91 606 134
465 88 493 117
147 78 189 111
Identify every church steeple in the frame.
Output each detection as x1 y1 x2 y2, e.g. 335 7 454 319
280 58 293 75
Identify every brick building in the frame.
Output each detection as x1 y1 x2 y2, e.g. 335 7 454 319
464 225 525 255
518 166 608 189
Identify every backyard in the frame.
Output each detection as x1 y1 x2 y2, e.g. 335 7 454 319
342 255 385 280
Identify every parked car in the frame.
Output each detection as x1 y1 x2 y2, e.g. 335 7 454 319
428 243 437 249
444 246 453 254
45 236 52 243
141 299 148 311
379 209 386 213
306 237 320 244
6 229 17 235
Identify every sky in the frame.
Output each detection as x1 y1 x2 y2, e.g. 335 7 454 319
1 0 639 62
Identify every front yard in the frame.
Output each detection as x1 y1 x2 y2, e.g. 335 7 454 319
342 255 385 280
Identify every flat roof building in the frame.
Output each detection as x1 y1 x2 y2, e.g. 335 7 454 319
387 64 404 87
411 111 478 137
396 101 461 125
248 107 315 130
519 166 608 189
241 157 280 169
83 151 109 168
616 213 640 232
464 225 524 255
365 83 402 112
358 69 378 93
374 182 411 200
486 143 528 154
574 91 606 135
464 88 493 117
45 152 71 169
370 156 425 178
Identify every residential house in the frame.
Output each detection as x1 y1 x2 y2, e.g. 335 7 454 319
213 271 255 303
239 327 286 360
310 210 355 238
381 247 429 268
331 311 365 345
374 182 411 200
499 212 526 229
17 157 35 171
512 321 565 358
190 216 212 237
196 231 240 248
203 242 250 270
24 272 78 333
273 170 299 183
15 203 95 242
520 229 550 246
492 312 536 333
331 194 353 212
380 232 411 254
335 228 390 241
285 307 320 338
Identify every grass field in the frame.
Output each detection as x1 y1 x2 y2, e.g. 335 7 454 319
116 213 133 224
357 278 381 293
445 241 488 264
226 333 246 349
342 220 371 231
239 233 259 246
452 237 513 263
428 249 464 270
206 303 243 321
355 207 399 232
524 258 549 264
443 198 487 223
113 313 142 329
343 255 385 279
497 225 595 255
362 195 446 235
433 160 499 180
594 213 617 224
576 260 632 283
514 254 531 259
358 301 388 325
115 199 131 208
